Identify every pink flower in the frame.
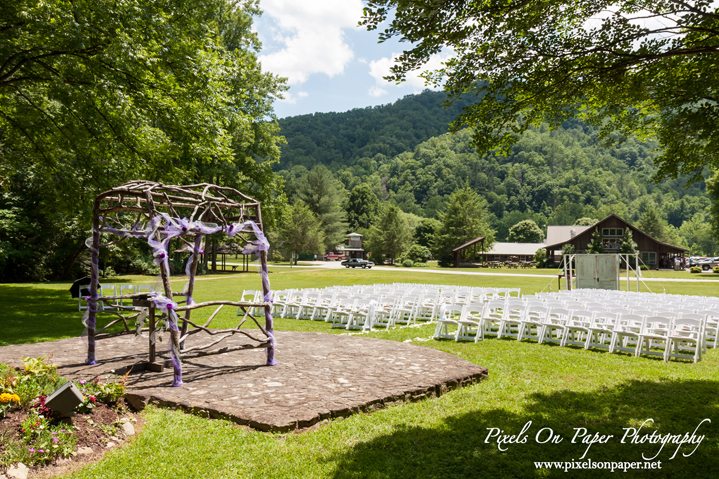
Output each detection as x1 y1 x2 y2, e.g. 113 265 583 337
53 437 59 443
39 449 44 453
79 380 86 385
29 448 35 453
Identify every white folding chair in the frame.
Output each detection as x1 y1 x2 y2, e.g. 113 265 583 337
295 291 320 320
636 315 671 359
498 300 526 340
518 306 547 342
665 317 704 363
538 308 570 345
116 284 137 308
433 304 464 340
561 310 593 347
609 314 644 355
99 285 118 311
480 300 506 339
584 311 618 350
456 302 484 342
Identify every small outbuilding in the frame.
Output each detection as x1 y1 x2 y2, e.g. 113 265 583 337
452 237 486 267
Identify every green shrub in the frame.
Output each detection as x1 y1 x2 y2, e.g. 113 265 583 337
9 358 67 406
690 266 702 273
534 248 547 268
401 259 414 267
713 266 719 274
402 245 432 264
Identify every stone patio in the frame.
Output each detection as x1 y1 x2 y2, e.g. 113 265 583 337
0 331 488 432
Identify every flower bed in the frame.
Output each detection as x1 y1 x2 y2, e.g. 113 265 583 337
0 357 135 474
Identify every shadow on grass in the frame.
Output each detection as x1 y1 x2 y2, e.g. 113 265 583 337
0 285 86 346
330 379 719 479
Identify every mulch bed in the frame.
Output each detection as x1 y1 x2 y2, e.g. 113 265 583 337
0 400 142 478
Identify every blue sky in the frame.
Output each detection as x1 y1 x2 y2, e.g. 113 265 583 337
253 0 450 119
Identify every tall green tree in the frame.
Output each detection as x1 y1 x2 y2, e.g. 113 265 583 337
432 186 495 265
297 165 348 251
707 171 719 251
586 229 604 254
638 208 666 241
619 228 639 267
574 218 599 226
507 220 544 243
276 201 325 265
346 183 380 230
1 0 285 211
0 0 286 280
414 218 440 248
366 204 412 264
362 0 719 181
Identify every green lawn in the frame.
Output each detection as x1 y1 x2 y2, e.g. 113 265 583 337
1 270 718 478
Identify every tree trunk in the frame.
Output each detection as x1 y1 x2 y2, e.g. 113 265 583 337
61 239 86 280
211 237 217 273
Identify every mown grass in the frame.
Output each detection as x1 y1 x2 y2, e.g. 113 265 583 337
1 269 718 478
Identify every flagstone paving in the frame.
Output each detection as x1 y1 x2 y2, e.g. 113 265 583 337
0 331 488 432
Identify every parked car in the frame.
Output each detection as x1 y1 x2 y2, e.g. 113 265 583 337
341 258 374 269
324 252 345 261
696 257 719 270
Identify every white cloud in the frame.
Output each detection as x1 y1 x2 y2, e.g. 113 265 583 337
369 86 387 97
297 91 309 98
369 52 452 91
258 0 364 85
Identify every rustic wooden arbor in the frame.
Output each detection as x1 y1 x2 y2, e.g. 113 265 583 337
82 181 276 387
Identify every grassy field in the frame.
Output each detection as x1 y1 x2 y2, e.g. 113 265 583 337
1 269 718 478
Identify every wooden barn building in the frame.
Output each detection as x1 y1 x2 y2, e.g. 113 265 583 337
544 214 687 269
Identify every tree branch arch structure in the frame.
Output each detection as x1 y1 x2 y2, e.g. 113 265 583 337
82 180 276 387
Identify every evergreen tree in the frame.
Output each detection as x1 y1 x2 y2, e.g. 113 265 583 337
619 228 639 267
637 208 665 240
432 186 495 266
276 201 325 265
586 228 604 254
297 165 348 251
366 204 412 264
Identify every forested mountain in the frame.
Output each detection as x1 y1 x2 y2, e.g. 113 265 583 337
277 90 476 170
277 91 717 255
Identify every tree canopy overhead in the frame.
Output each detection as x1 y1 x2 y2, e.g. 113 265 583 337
0 0 285 211
362 0 719 181
0 0 287 281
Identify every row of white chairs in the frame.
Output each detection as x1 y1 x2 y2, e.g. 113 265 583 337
78 284 155 311
434 299 714 362
258 284 521 331
529 290 718 349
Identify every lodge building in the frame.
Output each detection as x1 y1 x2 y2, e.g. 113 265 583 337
543 214 687 269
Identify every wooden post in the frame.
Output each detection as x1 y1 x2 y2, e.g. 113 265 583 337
180 235 202 347
260 250 276 366
86 202 102 365
149 305 156 363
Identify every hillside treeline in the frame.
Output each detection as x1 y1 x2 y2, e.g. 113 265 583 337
279 115 716 258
